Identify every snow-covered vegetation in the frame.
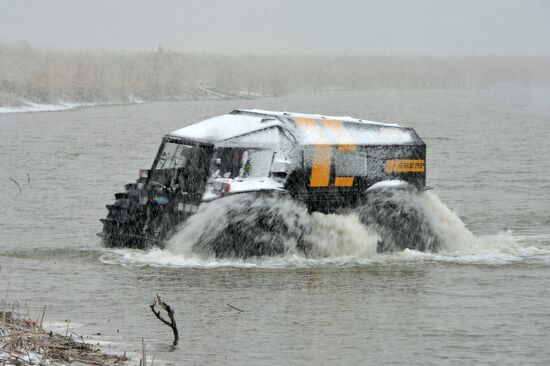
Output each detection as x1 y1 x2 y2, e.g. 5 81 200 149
0 309 127 365
1 41 549 108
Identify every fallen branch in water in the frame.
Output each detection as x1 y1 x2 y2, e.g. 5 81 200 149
8 177 22 195
226 303 244 312
149 295 179 346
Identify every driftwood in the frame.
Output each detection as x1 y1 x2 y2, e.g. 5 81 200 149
8 177 22 195
226 303 244 312
149 295 179 346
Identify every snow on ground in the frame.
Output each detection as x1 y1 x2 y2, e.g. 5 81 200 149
0 101 96 114
0 349 45 365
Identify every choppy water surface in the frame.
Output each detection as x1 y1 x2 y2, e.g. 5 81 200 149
1 88 550 365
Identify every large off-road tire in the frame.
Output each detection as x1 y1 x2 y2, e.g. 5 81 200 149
355 183 439 252
101 190 156 249
190 192 310 258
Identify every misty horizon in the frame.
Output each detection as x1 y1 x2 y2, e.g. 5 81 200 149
2 42 549 110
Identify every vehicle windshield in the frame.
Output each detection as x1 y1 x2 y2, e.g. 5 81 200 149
155 142 194 170
151 140 213 195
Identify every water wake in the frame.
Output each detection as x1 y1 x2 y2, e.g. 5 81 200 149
165 193 382 258
99 186 550 268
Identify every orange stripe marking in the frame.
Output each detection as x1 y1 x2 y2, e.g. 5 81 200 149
310 145 332 187
294 117 332 187
385 159 425 173
322 120 356 187
320 120 357 152
334 177 354 187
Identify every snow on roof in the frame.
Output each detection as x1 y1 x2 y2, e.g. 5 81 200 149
169 114 282 142
235 109 401 127
295 120 414 145
168 110 420 145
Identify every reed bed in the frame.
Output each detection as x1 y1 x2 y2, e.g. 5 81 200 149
0 306 127 365
1 42 549 107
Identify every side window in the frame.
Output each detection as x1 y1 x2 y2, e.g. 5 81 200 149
218 148 243 178
210 148 276 179
334 148 367 177
243 149 273 177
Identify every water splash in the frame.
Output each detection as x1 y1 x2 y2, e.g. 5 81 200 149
166 193 311 257
418 190 480 252
99 186 550 268
356 184 439 251
165 193 380 258
305 212 379 258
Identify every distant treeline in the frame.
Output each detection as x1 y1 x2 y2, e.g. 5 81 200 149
1 42 549 106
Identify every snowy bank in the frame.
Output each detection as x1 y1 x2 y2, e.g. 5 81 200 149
0 310 127 365
0 101 96 114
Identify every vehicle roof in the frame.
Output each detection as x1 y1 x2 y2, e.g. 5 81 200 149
168 109 424 146
235 109 402 127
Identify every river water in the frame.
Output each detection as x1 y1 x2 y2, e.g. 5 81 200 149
1 88 549 365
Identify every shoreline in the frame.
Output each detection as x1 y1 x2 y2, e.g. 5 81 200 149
0 86 263 114
0 101 100 114
0 310 128 365
2 85 548 115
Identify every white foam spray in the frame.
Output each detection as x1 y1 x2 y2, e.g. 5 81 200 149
305 212 379 258
165 193 379 259
416 190 480 251
418 190 521 254
100 188 550 268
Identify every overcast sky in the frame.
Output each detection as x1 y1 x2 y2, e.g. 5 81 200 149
0 0 548 55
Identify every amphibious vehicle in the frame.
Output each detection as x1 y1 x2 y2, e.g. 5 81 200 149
100 109 429 253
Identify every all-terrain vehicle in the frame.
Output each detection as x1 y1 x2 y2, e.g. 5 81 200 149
100 109 428 253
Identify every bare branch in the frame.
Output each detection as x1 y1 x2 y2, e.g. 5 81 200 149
227 303 244 312
149 295 179 345
8 177 22 195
